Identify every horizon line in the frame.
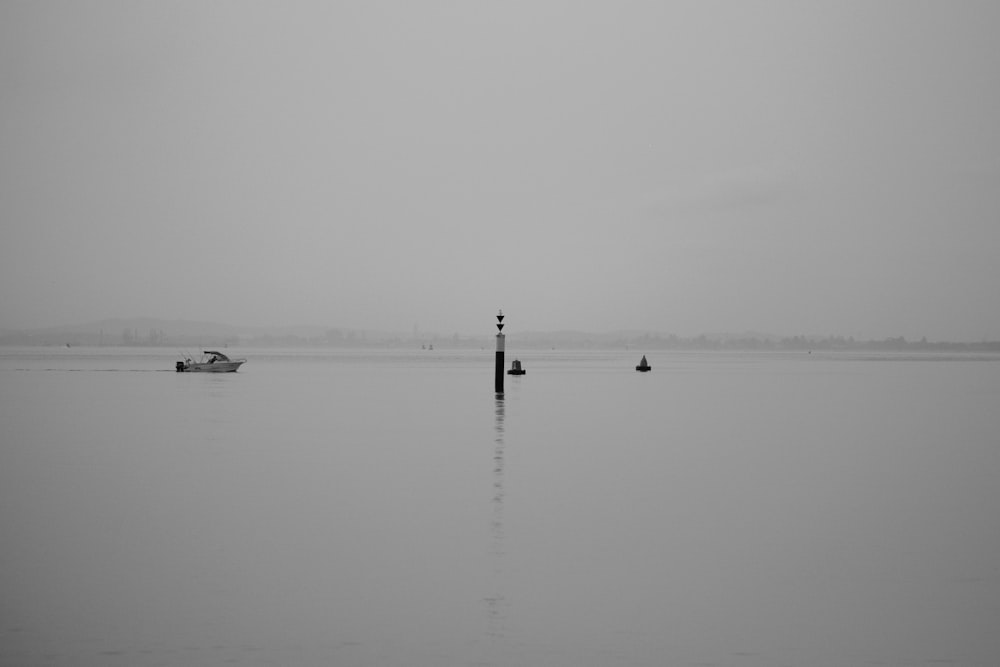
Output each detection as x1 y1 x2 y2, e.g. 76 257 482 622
1 316 997 346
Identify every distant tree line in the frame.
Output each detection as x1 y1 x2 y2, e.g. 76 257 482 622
120 328 167 345
2 327 999 353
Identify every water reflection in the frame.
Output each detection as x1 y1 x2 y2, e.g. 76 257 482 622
483 393 508 647
203 374 236 443
491 393 505 559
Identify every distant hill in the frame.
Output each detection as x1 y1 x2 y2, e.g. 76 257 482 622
1 318 998 352
0 318 337 347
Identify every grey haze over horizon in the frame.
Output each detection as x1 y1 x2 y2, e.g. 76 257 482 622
3 315 995 347
3 2 999 342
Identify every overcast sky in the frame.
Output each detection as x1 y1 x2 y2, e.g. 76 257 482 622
2 1 998 340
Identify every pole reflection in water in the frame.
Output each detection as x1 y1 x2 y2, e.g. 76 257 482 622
483 392 508 647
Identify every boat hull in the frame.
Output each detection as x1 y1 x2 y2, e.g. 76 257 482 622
191 362 243 372
180 361 245 372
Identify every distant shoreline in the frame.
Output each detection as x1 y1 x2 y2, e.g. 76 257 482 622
2 317 998 352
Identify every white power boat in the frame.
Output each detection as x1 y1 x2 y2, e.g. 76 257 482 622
176 350 246 373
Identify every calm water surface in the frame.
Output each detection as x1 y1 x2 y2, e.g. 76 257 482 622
2 347 999 667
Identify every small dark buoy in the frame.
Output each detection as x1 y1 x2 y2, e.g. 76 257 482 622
507 359 526 375
635 355 651 372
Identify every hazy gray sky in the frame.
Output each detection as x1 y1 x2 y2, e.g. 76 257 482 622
2 1 998 340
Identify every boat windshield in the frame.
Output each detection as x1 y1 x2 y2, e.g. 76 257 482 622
203 350 231 362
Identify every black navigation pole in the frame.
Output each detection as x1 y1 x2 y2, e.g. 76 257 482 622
495 310 505 394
